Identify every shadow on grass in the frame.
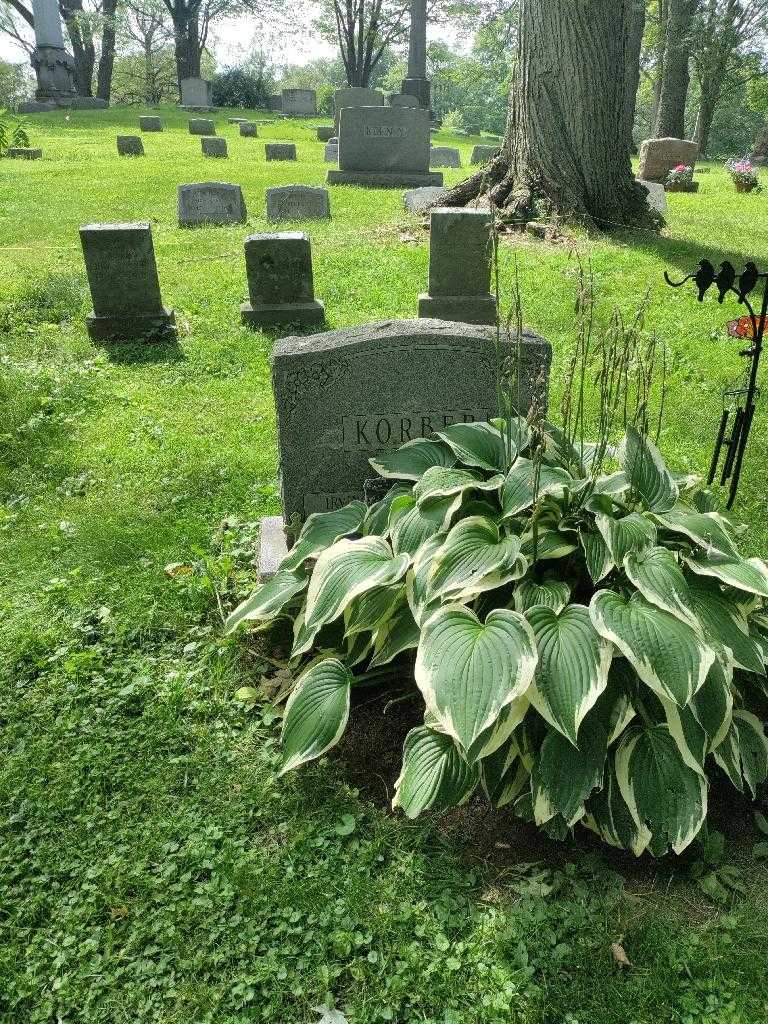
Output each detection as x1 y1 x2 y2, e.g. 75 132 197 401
99 336 187 365
611 223 768 280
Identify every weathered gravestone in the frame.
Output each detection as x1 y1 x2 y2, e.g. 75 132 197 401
266 142 297 161
139 116 163 132
178 182 247 227
6 147 42 159
202 136 227 157
418 208 495 325
389 93 419 108
270 318 551 523
180 77 213 109
430 146 461 168
327 106 442 188
266 185 331 221
228 117 247 125
403 186 447 214
333 87 384 131
79 222 175 341
636 179 667 215
281 88 317 116
117 135 144 156
637 137 698 183
189 118 215 135
324 139 338 163
317 125 335 142
239 121 258 137
470 144 498 165
241 232 324 328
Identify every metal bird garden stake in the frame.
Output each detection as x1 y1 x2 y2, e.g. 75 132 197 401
665 259 766 508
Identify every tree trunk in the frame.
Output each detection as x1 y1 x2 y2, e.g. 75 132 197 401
624 0 647 150
753 123 768 165
96 0 118 103
170 2 201 89
440 0 657 230
61 0 95 96
654 0 696 137
650 0 666 131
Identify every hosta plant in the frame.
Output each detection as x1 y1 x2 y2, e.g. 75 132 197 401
226 418 768 856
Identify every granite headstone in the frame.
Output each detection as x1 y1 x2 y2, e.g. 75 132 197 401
324 139 338 162
180 77 213 109
6 147 42 159
139 116 163 132
202 136 227 157
316 125 335 142
418 208 495 325
241 232 324 328
430 146 461 168
239 121 258 137
403 186 447 213
333 87 384 131
265 142 297 161
189 118 215 135
327 106 442 188
117 135 144 156
178 182 247 226
266 185 331 221
470 144 499 165
637 137 698 183
281 88 317 116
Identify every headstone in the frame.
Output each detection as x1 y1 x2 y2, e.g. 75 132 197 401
266 142 297 161
470 144 498 165
266 185 331 221
403 186 447 213
317 125 335 142
178 182 247 227
228 117 247 124
333 87 384 131
328 106 443 188
241 232 324 328
180 77 212 108
189 118 215 135
239 121 258 137
637 137 698 183
324 140 338 163
139 115 163 132
430 146 461 168
271 318 551 521
281 88 317 117
418 208 495 325
6 147 42 159
389 93 419 108
202 136 227 157
117 135 144 156
79 222 175 342
636 179 667 215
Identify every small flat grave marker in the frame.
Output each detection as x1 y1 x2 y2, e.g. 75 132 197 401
189 118 215 135
239 121 258 137
139 116 163 132
266 142 297 161
316 125 335 142
241 231 324 328
266 185 330 221
178 182 247 227
430 146 461 168
202 137 227 157
6 147 42 159
470 144 498 165
117 135 144 156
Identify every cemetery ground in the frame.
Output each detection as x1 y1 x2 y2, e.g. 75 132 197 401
2 106 768 1024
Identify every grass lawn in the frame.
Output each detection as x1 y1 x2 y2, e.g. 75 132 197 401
1 104 768 1024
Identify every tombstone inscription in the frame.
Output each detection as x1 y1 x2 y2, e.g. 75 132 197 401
241 231 325 328
418 208 496 324
327 106 442 188
266 185 330 221
79 222 175 341
178 182 247 227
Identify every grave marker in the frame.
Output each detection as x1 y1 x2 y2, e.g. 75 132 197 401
637 137 698 183
281 88 317 116
117 135 144 156
202 136 227 157
239 121 258 137
6 147 42 159
430 146 461 168
389 93 419 108
266 185 331 221
403 186 446 213
266 142 297 161
241 232 324 328
189 118 215 135
79 222 175 341
180 77 213 109
178 182 247 227
418 208 495 325
324 139 338 163
139 116 163 132
470 144 498 165
316 125 335 142
328 106 442 188
333 86 384 131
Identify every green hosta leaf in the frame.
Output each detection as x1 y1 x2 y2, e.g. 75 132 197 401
531 717 608 827
435 420 508 472
470 694 530 759
362 483 411 536
295 537 410 658
406 535 443 627
281 501 366 572
481 737 529 809
586 753 650 854
525 604 612 746
540 421 597 473
592 659 638 744
579 528 613 583
393 726 478 817
684 551 768 599
616 725 707 854
660 696 707 776
593 470 630 496
280 659 352 774
595 512 657 565
388 492 460 557
500 458 573 518
689 652 733 751
520 528 577 562
428 516 524 602
590 590 715 707
732 710 768 798
369 438 455 481
416 604 538 762
623 545 698 627
687 576 765 675
344 585 403 638
369 601 420 668
617 425 678 512
224 568 307 634
513 578 571 613
413 465 504 507
653 508 737 557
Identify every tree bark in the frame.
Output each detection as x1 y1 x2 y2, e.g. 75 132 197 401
166 0 202 90
624 0 647 150
655 0 697 137
60 0 96 96
440 0 657 231
96 0 118 102
753 123 768 164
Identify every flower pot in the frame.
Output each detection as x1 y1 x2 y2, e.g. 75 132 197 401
665 181 699 193
734 180 757 193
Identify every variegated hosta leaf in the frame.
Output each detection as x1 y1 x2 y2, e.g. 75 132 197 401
393 726 478 818
470 694 530 759
369 601 420 668
500 458 573 518
520 528 578 563
531 717 608 827
427 516 524 602
415 604 538 762
525 604 612 746
715 710 768 798
295 537 410 658
590 590 715 707
579 528 613 583
616 725 706 854
280 659 352 774
540 420 597 473
280 501 367 572
592 658 638 744
623 545 698 627
687 576 765 675
513 577 571 613
413 465 504 507
368 438 455 481
388 492 460 557
595 511 657 566
689 651 733 751
660 696 707 776
481 737 528 809
585 753 650 854
435 420 509 473
406 535 444 627
617 425 678 512
362 483 412 536
592 471 629 497
344 585 403 638
653 508 737 557
224 568 307 634
684 551 768 600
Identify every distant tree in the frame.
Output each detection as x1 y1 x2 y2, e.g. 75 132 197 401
211 58 274 106
312 0 410 87
110 0 176 103
0 56 34 107
654 0 699 137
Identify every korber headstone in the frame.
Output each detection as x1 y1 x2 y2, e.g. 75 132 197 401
117 135 144 156
79 222 175 342
418 208 495 325
241 232 324 328
637 137 698 183
327 106 442 188
266 185 331 221
178 182 247 227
